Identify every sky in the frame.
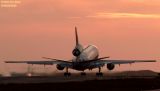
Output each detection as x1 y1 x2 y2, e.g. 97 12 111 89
0 0 160 74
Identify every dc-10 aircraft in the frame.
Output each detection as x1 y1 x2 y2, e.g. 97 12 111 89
5 27 156 76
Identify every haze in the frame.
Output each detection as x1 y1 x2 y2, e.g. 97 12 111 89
0 0 160 73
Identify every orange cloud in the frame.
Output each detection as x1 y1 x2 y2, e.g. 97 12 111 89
87 12 160 19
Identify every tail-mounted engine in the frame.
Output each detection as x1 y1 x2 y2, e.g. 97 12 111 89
72 48 81 56
72 44 83 57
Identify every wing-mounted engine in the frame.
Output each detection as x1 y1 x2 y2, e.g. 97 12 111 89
56 64 65 70
107 63 115 70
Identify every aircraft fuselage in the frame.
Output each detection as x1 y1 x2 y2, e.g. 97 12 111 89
72 45 100 71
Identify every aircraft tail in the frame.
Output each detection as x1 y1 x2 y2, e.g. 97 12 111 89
72 26 83 57
75 26 79 46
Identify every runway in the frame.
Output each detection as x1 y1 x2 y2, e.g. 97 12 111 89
0 76 160 91
0 70 157 84
0 75 157 84
0 70 160 91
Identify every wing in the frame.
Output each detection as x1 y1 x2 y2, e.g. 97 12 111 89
96 60 156 65
5 60 72 67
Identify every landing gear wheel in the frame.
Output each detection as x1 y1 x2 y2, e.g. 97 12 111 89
64 72 71 77
81 72 86 76
64 67 71 77
96 67 103 77
96 72 103 77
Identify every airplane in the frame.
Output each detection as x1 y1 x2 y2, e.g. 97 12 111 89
5 27 156 77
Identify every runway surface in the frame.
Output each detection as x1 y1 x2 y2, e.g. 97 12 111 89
0 70 160 91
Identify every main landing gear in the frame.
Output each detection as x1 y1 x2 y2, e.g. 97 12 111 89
96 67 103 77
64 67 71 77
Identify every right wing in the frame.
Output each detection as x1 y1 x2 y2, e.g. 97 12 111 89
88 59 156 66
99 60 156 64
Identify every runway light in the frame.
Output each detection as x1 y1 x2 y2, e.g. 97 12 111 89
27 73 32 77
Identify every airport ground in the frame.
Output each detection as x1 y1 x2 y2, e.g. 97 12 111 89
0 70 160 91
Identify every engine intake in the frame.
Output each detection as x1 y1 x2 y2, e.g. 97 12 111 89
107 63 115 70
72 48 81 57
56 64 64 70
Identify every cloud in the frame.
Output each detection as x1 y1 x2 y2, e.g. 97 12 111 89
87 12 160 19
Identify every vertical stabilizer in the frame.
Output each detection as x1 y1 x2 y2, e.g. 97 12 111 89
72 26 83 57
75 26 79 46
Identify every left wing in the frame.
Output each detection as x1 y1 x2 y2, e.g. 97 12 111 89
5 59 72 67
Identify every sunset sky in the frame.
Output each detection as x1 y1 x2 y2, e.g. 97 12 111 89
0 0 160 74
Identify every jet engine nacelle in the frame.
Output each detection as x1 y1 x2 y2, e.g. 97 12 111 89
107 63 115 70
56 64 65 70
72 44 83 57
72 48 81 56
